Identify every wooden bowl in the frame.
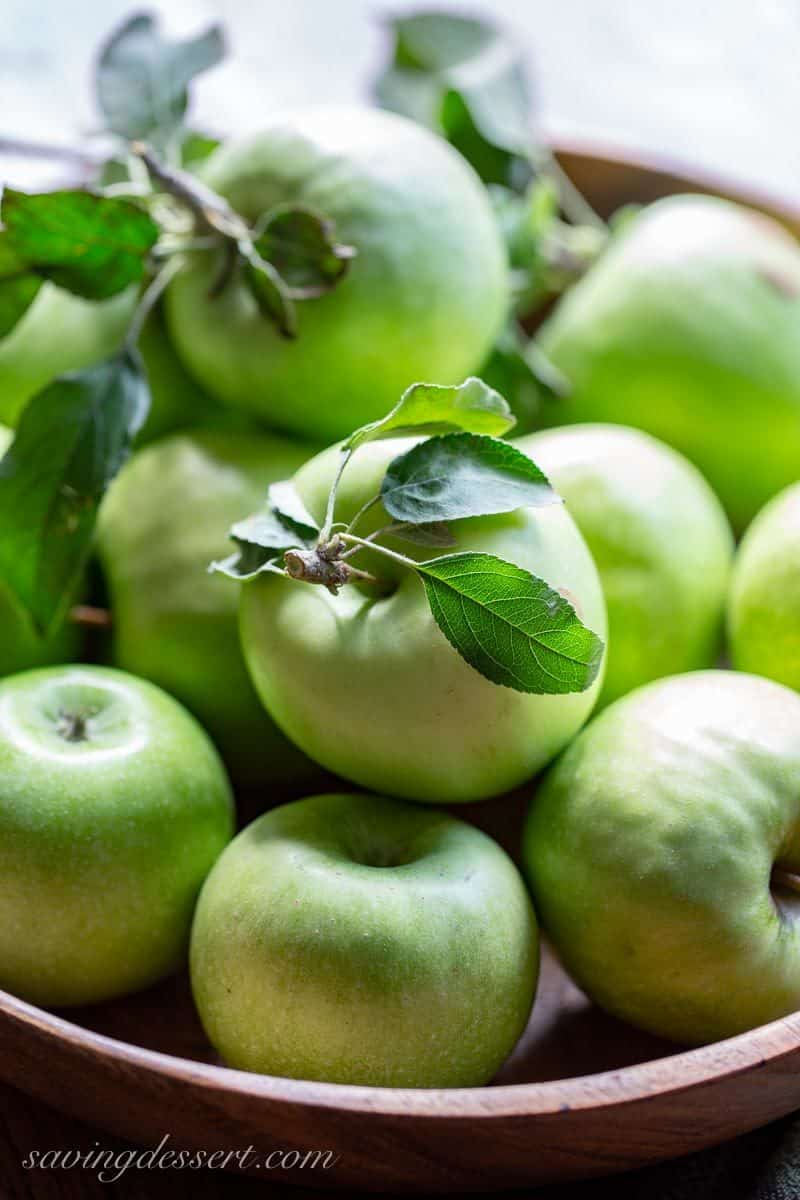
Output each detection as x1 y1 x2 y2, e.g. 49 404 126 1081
2 143 800 1192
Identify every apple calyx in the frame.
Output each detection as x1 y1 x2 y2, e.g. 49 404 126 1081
284 535 383 596
56 709 91 744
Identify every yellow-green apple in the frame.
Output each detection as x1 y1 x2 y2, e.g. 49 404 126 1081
728 482 800 690
191 791 538 1086
523 670 800 1044
239 436 607 802
519 424 733 707
0 665 233 1007
97 429 319 790
135 307 227 445
0 283 134 427
537 195 800 531
165 106 509 443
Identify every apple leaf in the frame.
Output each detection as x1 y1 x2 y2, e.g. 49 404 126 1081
254 204 355 300
415 552 604 694
95 12 225 147
346 377 515 451
267 480 320 541
211 500 313 580
1 189 158 301
374 11 535 189
243 249 297 339
0 233 42 338
381 431 558 524
0 355 149 633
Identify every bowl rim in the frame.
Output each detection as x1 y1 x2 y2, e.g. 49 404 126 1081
3 983 799 1121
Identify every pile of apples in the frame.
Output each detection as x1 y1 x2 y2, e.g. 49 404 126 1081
2 100 800 1091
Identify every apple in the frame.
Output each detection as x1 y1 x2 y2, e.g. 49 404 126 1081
523 670 800 1044
239 436 607 803
537 195 800 531
728 482 800 690
97 429 321 791
0 426 83 676
0 283 134 427
0 664 233 1007
190 791 538 1086
518 424 733 708
134 307 229 446
165 106 509 444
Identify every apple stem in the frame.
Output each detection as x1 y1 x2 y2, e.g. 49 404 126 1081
339 532 416 571
69 604 112 629
772 867 800 896
345 492 382 534
284 535 387 595
124 255 185 352
319 447 354 542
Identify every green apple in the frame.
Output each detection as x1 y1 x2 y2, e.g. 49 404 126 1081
518 424 733 707
165 106 509 443
0 426 82 676
191 791 538 1086
523 670 800 1044
0 283 134 427
97 429 320 790
537 195 800 531
728 482 800 690
135 307 227 446
0 664 233 1007
239 436 607 803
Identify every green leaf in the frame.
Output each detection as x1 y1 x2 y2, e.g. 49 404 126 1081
0 355 149 633
243 250 297 339
254 204 355 299
0 233 41 337
210 498 312 581
374 11 535 189
1 189 158 300
267 480 320 541
415 552 604 694
211 549 285 582
381 431 558 524
346 377 515 451
96 12 225 147
181 129 222 166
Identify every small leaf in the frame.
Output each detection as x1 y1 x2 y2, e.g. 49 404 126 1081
0 355 149 633
243 250 297 339
268 480 319 540
346 377 514 451
381 431 558 524
211 549 285 582
390 521 456 548
254 204 355 299
1 189 158 300
374 12 535 189
210 500 311 581
415 552 604 694
181 129 222 166
0 233 41 338
231 509 309 555
96 12 225 146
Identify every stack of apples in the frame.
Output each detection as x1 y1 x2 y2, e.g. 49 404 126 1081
2 99 800 1090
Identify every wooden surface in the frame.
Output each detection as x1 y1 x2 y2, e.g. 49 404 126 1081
3 143 800 1196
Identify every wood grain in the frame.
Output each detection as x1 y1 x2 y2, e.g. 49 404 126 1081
3 142 800 1194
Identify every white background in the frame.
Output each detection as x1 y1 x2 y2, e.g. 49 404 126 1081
1 0 799 199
